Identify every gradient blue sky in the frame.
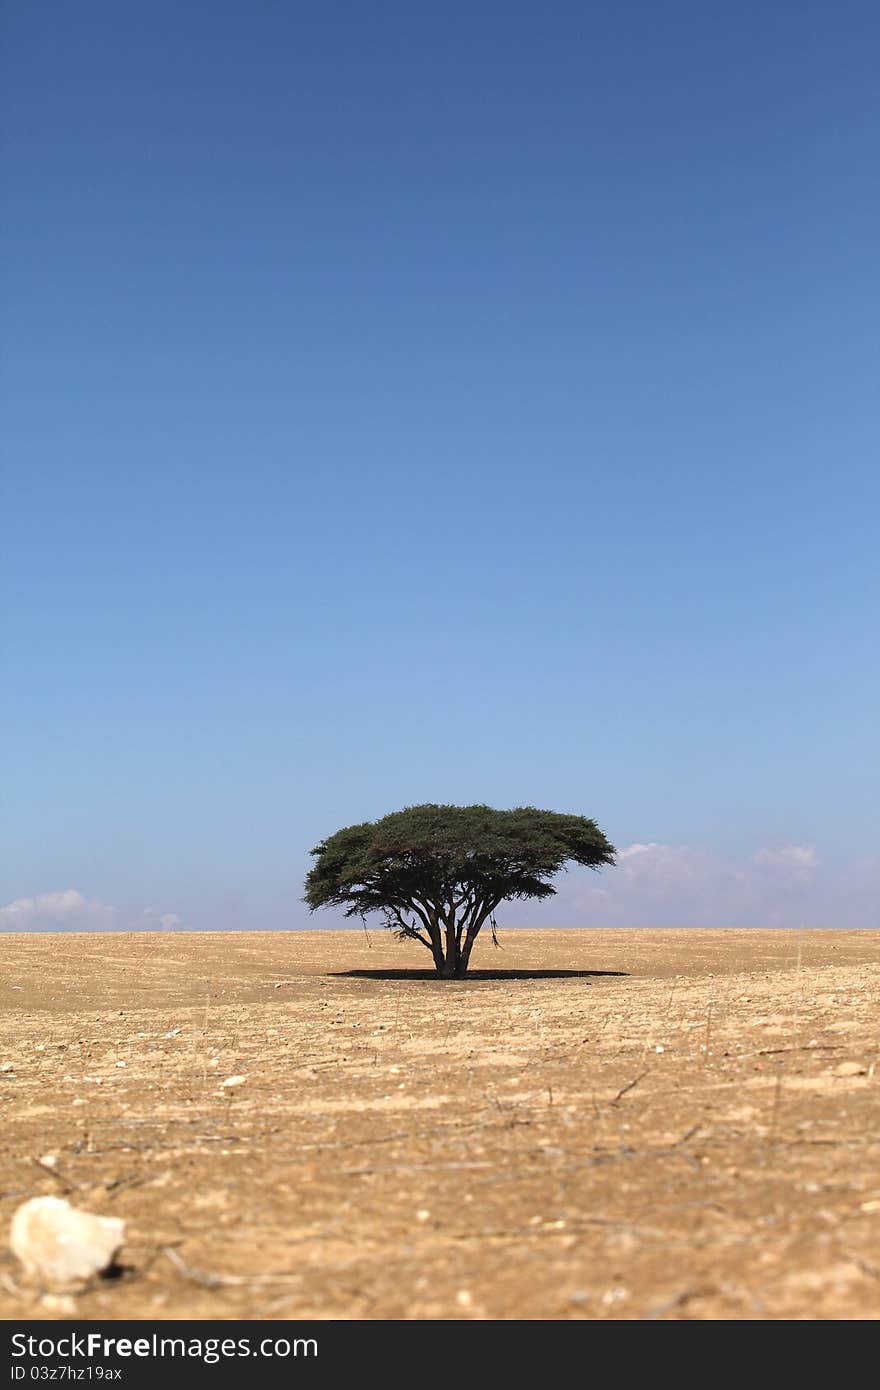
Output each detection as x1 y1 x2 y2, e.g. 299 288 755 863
3 3 878 932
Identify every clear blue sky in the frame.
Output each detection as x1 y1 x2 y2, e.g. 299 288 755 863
3 3 878 931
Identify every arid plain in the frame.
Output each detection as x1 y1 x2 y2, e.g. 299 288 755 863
1 928 879 1321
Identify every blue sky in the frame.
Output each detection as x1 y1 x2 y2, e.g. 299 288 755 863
3 3 878 932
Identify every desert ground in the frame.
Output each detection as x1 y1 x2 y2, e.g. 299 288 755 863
1 927 879 1321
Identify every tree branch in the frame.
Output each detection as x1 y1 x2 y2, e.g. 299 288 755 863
403 898 434 936
386 905 431 950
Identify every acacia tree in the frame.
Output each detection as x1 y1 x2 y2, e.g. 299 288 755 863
304 804 615 979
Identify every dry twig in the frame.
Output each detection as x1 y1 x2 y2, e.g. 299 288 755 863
611 1069 648 1104
162 1247 301 1291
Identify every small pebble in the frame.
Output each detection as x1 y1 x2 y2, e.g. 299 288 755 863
41 1294 76 1316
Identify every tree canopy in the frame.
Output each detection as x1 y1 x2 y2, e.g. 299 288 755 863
304 804 615 978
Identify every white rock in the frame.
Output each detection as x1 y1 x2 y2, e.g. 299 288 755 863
10 1197 125 1288
221 1075 247 1088
835 1061 867 1077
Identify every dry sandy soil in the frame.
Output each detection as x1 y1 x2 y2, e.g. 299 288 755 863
1 928 879 1322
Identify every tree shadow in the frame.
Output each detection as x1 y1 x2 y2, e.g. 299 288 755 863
332 968 628 982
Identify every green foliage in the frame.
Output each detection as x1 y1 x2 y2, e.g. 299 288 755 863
304 804 615 978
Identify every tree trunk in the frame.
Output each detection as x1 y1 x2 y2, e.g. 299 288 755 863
437 934 471 978
424 912 445 975
432 904 496 978
437 956 470 978
440 917 460 977
457 937 476 977
456 914 487 977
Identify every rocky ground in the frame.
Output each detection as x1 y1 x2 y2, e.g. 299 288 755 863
1 928 878 1320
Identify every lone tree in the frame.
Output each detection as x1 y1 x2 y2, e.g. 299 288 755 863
304 804 615 979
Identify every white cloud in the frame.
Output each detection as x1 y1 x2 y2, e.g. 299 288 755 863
518 842 874 930
0 890 185 933
0 890 118 932
753 845 818 877
138 907 184 931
